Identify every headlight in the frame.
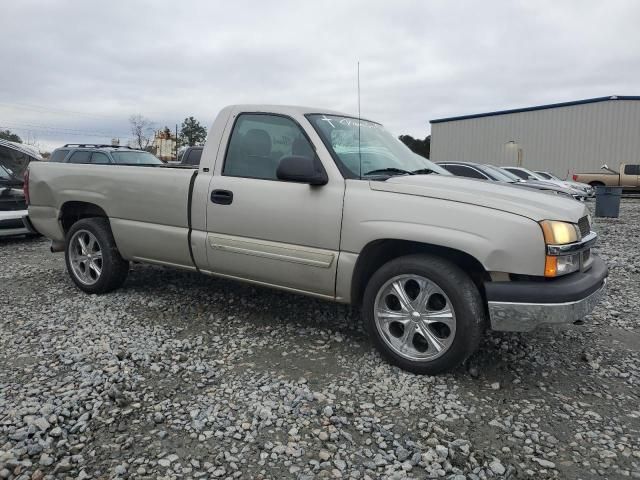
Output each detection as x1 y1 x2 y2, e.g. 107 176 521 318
540 220 580 244
540 220 582 277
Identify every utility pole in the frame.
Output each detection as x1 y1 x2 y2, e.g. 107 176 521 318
175 123 178 161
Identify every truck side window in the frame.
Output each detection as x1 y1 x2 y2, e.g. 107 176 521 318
624 164 639 175
223 114 314 180
67 151 92 164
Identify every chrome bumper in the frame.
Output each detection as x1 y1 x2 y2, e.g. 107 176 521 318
488 279 606 332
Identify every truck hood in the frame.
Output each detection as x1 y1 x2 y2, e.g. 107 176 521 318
370 175 587 222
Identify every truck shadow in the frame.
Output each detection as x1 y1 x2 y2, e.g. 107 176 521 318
120 262 580 381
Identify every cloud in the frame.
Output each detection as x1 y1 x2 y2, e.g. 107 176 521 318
1 0 639 150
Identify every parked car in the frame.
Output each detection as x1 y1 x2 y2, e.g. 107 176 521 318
0 139 41 237
573 163 640 191
534 170 594 197
0 164 33 237
27 104 607 375
0 138 42 181
438 161 578 199
177 146 204 166
49 144 164 165
502 166 588 200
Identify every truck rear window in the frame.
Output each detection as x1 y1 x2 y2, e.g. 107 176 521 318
624 164 639 175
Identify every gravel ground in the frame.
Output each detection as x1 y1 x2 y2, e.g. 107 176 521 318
1 199 639 480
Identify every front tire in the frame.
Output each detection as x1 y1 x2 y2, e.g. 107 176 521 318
363 254 485 375
65 218 129 294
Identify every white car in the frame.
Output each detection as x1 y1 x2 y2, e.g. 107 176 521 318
535 170 595 197
0 164 31 236
502 166 588 200
0 140 41 237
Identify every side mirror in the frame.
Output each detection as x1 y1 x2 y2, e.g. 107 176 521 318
276 156 328 186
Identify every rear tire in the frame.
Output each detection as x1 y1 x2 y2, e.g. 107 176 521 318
65 218 129 294
362 254 485 375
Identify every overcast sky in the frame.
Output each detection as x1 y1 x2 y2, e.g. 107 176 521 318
1 0 639 151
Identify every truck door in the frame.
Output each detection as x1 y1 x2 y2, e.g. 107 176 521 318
204 112 345 298
622 164 640 189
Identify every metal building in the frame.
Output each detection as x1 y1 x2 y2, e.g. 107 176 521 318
429 95 640 177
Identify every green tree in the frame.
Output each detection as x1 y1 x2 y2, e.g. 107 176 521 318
180 117 207 147
0 129 22 143
399 134 430 159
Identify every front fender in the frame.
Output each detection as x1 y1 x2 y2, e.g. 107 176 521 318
341 184 546 276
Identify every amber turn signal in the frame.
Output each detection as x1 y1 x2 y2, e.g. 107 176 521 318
544 255 558 277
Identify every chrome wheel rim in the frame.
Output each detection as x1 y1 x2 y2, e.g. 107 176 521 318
69 230 103 286
374 274 456 362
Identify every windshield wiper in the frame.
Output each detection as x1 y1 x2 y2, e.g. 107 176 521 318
411 168 436 175
363 167 413 177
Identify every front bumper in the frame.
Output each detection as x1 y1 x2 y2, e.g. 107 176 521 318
485 256 608 332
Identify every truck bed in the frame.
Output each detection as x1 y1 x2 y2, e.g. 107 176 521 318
28 162 197 268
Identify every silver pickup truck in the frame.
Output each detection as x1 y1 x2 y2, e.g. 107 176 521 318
27 105 607 374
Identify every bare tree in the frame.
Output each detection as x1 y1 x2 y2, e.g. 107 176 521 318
23 132 44 154
129 115 154 150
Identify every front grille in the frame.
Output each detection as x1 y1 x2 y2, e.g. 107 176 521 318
578 216 590 237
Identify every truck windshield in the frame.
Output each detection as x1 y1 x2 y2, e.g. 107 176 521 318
111 151 163 165
306 114 448 178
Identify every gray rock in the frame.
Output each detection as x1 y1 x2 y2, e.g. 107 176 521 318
490 460 506 475
532 457 556 469
39 453 54 467
33 417 51 432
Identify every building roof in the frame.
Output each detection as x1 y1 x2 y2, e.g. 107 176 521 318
429 95 640 124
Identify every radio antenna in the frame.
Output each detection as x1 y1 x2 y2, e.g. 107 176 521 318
357 61 362 179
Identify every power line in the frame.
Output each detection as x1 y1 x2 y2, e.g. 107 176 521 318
0 121 129 137
0 100 179 122
0 101 122 120
0 124 128 139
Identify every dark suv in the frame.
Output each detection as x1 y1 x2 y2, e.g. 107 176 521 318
49 144 163 165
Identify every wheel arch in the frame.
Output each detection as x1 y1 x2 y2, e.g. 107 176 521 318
59 201 110 233
350 239 490 306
